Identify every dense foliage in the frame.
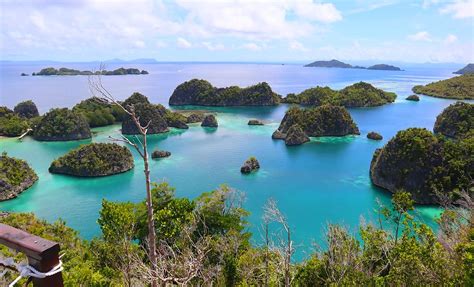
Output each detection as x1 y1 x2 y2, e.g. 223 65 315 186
412 74 474 99
283 82 396 107
0 152 38 201
49 143 134 177
275 105 360 137
33 108 91 141
121 103 169 135
434 101 473 139
34 67 148 76
0 113 29 137
169 79 281 106
13 100 39 118
370 128 473 204
73 97 126 127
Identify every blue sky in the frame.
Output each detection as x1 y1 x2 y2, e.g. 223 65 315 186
1 0 473 63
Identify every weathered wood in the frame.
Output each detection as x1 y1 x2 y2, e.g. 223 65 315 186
0 223 64 287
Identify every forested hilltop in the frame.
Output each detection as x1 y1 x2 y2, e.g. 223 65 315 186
412 74 474 99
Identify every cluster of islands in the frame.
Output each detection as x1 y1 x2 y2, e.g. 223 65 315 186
1 68 473 207
20 67 149 76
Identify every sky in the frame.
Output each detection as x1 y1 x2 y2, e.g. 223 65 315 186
0 0 473 63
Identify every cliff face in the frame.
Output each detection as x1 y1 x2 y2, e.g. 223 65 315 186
0 153 38 201
49 143 134 177
33 108 91 141
434 101 474 139
169 79 280 106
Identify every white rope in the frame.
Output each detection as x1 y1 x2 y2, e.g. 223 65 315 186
1 257 63 286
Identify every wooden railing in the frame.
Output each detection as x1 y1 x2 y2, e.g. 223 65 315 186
0 223 64 287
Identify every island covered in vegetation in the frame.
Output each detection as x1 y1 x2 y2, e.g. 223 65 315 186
453 63 474 74
169 79 281 106
73 97 126 127
32 67 149 76
304 59 402 71
33 108 91 141
49 143 134 177
283 82 397 107
0 152 38 201
0 106 30 137
434 101 473 139
412 74 474 99
273 105 360 144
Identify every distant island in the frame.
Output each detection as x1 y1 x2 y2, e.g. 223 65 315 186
412 74 474 100
453 63 474 75
169 79 281 106
304 59 402 71
32 67 149 76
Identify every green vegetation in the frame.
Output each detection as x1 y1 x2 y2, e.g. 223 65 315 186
275 105 360 137
434 101 473 139
412 74 474 99
283 82 396 107
34 67 149 76
73 97 126 127
370 128 473 204
33 108 91 141
0 152 38 201
13 100 39 118
49 143 134 177
367 64 401 71
406 94 420 101
169 79 281 106
454 63 474 75
0 113 29 137
1 186 472 286
121 102 169 134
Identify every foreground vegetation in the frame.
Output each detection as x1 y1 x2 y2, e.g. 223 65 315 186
0 184 472 286
412 74 474 99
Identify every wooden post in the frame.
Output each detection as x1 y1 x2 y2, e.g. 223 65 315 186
0 223 64 287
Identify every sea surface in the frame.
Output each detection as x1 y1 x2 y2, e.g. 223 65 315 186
0 61 468 259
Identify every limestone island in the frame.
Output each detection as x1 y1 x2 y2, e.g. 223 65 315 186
49 143 134 177
240 157 260 174
367 131 383 140
248 119 264 125
201 114 218 127
434 102 473 139
405 95 420 101
33 108 91 141
169 79 281 106
0 106 30 137
0 153 38 201
73 97 126 128
412 74 474 100
273 105 360 145
283 82 397 107
33 67 149 76
152 150 171 159
370 127 473 205
304 59 402 71
453 63 474 75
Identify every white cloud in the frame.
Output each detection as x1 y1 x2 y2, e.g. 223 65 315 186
134 40 146 48
241 43 263 51
440 0 474 19
291 0 342 23
155 40 167 48
177 37 192 48
444 34 458 44
289 41 309 52
348 0 397 14
202 42 225 51
408 31 432 41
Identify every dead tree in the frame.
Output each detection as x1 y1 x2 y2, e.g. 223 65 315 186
88 69 158 287
263 198 294 287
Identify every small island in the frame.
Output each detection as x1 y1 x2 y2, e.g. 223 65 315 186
169 79 281 106
248 119 264 125
283 82 397 107
434 101 473 139
453 63 474 75
370 127 473 205
273 105 360 144
33 67 149 76
412 74 474 100
405 95 420 101
152 150 171 159
201 114 218 127
121 103 169 135
33 108 91 141
73 97 126 127
0 152 38 201
49 143 134 177
240 157 260 174
186 113 205 123
367 131 383 140
304 59 402 71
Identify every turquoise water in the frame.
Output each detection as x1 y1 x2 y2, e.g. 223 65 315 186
0 62 466 258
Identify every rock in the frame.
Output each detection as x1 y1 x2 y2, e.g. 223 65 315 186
20 73 28 76
169 79 280 106
274 105 359 137
405 95 420 101
240 157 260 174
248 119 264 125
285 125 310 146
33 108 91 141
369 128 473 205
186 113 205 123
152 150 171 158
122 103 169 135
434 101 474 139
49 143 134 177
0 153 38 201
201 114 218 127
272 130 286 140
367 132 383 140
14 100 39 118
